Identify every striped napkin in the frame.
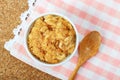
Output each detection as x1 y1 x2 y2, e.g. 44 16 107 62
4 0 120 80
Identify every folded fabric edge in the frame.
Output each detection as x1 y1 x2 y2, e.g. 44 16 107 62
8 49 64 80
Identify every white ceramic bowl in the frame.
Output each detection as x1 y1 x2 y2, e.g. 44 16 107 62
24 12 79 66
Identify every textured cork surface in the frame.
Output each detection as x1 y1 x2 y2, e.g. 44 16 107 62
0 0 59 80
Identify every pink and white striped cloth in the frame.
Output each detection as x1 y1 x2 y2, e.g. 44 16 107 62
4 0 120 80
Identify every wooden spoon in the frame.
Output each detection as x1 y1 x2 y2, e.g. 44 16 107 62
69 31 101 80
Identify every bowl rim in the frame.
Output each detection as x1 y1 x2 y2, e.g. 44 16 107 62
24 12 79 66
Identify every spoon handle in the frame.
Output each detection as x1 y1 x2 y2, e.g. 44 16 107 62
69 58 82 80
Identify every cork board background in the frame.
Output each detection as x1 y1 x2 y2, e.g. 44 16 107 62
0 0 59 80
